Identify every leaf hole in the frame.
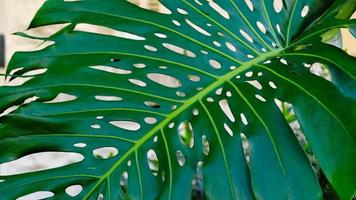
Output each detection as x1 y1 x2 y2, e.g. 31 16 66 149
208 1 230 19
109 120 141 131
144 101 160 109
209 59 222 69
144 117 158 124
0 152 84 176
256 21 267 34
144 45 158 52
224 123 234 136
93 147 118 159
90 65 132 75
162 43 196 58
65 185 83 197
240 133 251 163
147 73 182 88
178 121 194 148
225 42 237 52
185 19 211 36
44 93 77 104
219 99 236 122
193 108 199 116
129 79 147 87
244 0 254 11
202 135 210 156
176 150 186 167
246 80 263 90
240 113 249 125
74 23 145 40
95 95 122 101
188 74 201 82
255 94 267 102
17 191 54 200
120 171 129 194
154 33 167 38
90 124 101 129
133 63 146 68
74 143 87 148
301 5 309 17
239 29 254 43
147 149 159 176
273 0 283 13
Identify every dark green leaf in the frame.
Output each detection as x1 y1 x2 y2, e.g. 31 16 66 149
0 0 355 199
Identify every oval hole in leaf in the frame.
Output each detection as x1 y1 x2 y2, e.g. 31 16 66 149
188 74 201 82
176 150 186 167
147 73 182 88
65 185 83 197
129 79 147 87
74 23 145 40
147 149 159 176
90 65 132 75
93 147 118 159
126 0 171 14
208 1 230 19
273 0 283 13
44 93 77 104
97 193 104 200
17 191 54 200
109 120 141 131
144 101 160 109
0 152 84 176
144 117 157 124
95 95 122 101
219 99 236 122
120 171 129 194
244 0 254 11
185 19 211 37
162 43 196 58
178 122 194 148
240 133 251 163
74 143 87 148
224 123 234 136
202 135 210 156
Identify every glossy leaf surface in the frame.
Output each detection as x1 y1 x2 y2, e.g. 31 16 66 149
0 0 355 199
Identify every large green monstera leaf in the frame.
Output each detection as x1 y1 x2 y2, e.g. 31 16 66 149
1 0 356 199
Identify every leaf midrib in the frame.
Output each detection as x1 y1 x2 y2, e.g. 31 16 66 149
83 49 282 199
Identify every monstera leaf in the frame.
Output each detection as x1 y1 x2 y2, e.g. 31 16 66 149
1 0 356 199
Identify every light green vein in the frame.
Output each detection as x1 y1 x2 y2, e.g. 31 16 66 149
40 108 167 117
2 174 99 190
161 128 173 200
260 0 283 47
24 83 184 104
200 99 236 200
82 50 281 199
135 150 143 200
66 8 245 66
257 64 350 135
181 0 261 55
292 19 356 45
280 52 356 79
227 81 286 175
285 0 298 47
107 177 111 200
12 51 217 79
228 0 274 50
2 133 136 143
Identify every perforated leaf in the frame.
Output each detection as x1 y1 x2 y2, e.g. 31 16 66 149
1 0 356 199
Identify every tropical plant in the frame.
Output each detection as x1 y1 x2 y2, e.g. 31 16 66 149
0 0 355 199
